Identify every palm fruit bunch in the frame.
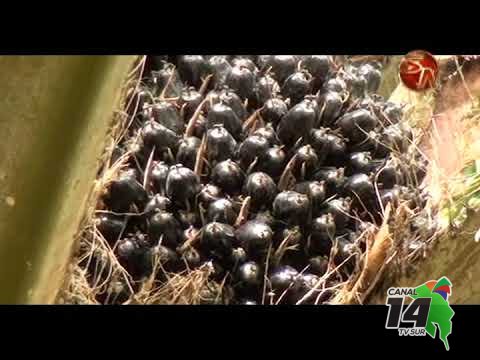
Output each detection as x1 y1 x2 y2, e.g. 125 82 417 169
91 55 428 305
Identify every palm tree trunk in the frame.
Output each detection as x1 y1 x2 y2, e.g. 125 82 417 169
0 56 137 304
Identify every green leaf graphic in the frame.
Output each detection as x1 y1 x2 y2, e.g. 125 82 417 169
410 277 454 351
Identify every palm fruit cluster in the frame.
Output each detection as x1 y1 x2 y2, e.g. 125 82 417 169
91 55 427 304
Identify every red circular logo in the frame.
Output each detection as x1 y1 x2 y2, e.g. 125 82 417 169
399 50 438 91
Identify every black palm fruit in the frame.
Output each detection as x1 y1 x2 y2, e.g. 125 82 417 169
231 247 248 267
256 55 273 70
310 129 348 166
254 211 276 228
348 131 382 153
308 214 336 256
204 87 246 121
207 102 243 140
95 213 125 244
269 265 300 294
312 167 346 197
358 63 382 93
218 87 247 120
198 184 223 206
141 244 181 274
148 211 181 247
105 169 148 213
253 123 279 145
176 209 200 229
179 87 203 121
165 165 201 206
302 55 330 91
232 57 258 74
192 114 207 139
177 55 212 89
333 236 357 274
211 159 245 194
325 133 349 166
88 55 433 305
225 65 256 101
309 255 329 276
150 161 169 194
141 120 181 153
243 172 277 210
292 273 321 303
207 198 237 225
273 191 310 225
265 55 298 83
176 136 201 170
337 109 378 143
144 194 172 214
343 173 375 209
348 73 367 99
377 186 402 209
375 123 412 157
317 90 344 126
150 64 183 97
237 134 270 169
236 261 262 297
147 55 168 70
260 97 288 126
348 152 377 175
293 144 319 179
208 55 232 88
323 76 347 94
201 222 236 259
253 146 286 179
309 128 330 163
373 158 403 189
272 226 303 267
179 209 202 230
206 125 237 165
115 237 144 277
129 87 152 115
282 70 312 105
277 97 317 146
255 74 280 105
381 101 404 124
236 220 274 258
151 101 184 134
294 181 326 217
318 198 352 230
182 247 202 269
